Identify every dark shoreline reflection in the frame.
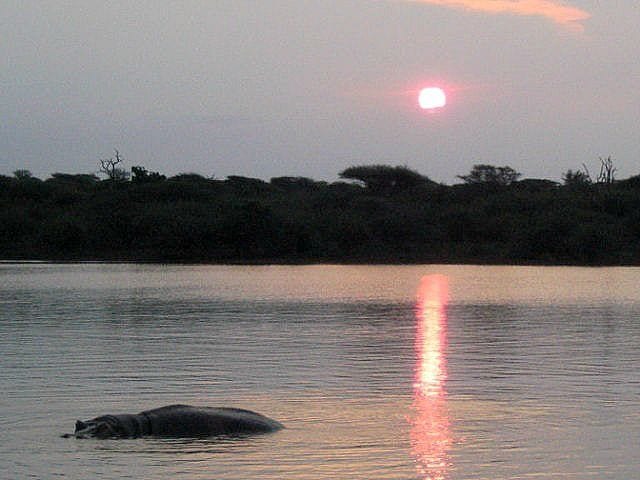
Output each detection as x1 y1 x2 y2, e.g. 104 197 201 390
411 275 451 480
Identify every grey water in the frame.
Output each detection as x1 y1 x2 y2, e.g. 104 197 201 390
1 264 638 479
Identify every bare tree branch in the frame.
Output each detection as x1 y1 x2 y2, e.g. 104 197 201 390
98 149 128 181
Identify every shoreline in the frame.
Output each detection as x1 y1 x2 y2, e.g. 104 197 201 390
2 256 637 267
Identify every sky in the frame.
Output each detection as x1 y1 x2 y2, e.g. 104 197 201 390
2 0 639 184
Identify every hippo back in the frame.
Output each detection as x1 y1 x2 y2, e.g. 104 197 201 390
141 405 283 437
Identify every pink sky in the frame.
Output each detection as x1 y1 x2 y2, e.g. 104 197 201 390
406 0 590 29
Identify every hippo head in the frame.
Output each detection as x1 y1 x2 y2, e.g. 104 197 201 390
63 415 127 439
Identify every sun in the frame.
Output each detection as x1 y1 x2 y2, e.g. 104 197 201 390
418 87 446 110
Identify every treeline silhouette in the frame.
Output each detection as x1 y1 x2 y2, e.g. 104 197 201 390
2 162 639 265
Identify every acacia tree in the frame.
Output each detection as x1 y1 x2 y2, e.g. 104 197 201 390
339 165 432 194
457 164 521 186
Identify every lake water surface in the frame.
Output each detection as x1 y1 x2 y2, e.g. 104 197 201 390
1 264 638 479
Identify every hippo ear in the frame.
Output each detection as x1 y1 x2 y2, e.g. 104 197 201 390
75 420 87 432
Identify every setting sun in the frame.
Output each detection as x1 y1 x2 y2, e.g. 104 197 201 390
419 87 446 110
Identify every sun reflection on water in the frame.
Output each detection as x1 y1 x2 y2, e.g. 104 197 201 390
411 274 452 480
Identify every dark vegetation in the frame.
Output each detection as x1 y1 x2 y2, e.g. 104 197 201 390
2 156 639 265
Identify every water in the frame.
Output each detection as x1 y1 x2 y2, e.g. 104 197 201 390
1 264 638 479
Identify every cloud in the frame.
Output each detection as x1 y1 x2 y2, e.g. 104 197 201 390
404 0 590 30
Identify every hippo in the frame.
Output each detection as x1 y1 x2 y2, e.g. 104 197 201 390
62 404 283 439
